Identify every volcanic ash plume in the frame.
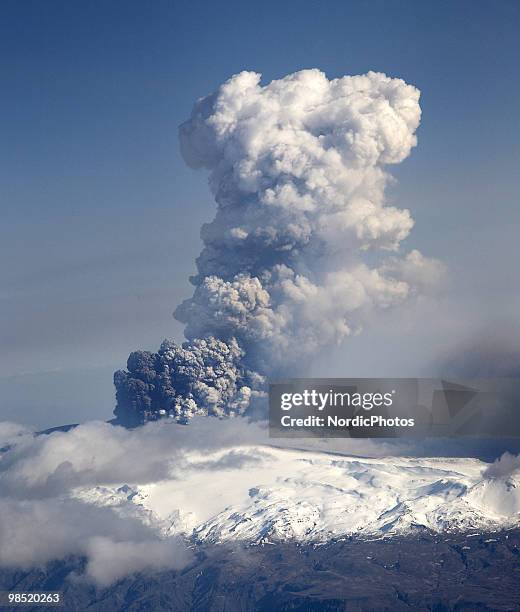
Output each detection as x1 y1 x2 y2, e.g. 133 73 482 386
113 338 264 426
114 69 443 425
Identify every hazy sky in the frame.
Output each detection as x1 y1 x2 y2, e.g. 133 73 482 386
1 0 519 428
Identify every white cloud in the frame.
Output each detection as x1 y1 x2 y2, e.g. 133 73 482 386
483 451 520 480
0 421 33 448
84 537 191 587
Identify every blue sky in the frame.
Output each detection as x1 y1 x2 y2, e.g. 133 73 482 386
1 0 519 427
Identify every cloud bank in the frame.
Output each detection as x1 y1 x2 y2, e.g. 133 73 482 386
0 418 393 584
0 419 263 583
0 498 191 586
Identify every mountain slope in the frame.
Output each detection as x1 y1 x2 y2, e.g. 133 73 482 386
3 531 520 611
72 446 520 544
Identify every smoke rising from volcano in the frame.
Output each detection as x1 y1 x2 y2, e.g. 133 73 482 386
176 69 442 370
115 69 443 424
113 337 263 426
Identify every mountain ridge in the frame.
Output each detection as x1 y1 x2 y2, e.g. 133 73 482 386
71 445 520 545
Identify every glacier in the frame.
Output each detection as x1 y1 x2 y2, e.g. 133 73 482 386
72 446 520 545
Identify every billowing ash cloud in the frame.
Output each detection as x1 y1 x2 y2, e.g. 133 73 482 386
175 69 442 369
115 69 443 424
114 338 264 426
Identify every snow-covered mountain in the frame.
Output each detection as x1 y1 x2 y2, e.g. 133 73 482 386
72 446 520 544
